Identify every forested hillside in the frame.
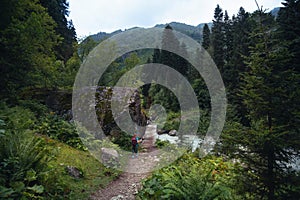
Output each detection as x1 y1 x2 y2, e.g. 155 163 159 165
139 3 300 200
0 0 299 199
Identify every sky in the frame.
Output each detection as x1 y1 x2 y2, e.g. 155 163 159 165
68 0 283 38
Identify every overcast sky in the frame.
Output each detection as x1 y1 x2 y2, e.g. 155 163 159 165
68 0 283 38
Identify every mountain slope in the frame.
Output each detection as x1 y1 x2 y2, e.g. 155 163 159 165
87 22 212 43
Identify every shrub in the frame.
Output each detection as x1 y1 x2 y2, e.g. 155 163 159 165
0 129 53 199
110 129 132 151
155 139 170 148
138 154 242 200
18 100 49 118
163 112 180 131
0 104 36 131
36 114 86 150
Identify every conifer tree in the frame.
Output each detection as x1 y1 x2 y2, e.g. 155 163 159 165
39 0 77 62
211 5 225 73
220 9 300 199
0 0 60 99
202 23 211 50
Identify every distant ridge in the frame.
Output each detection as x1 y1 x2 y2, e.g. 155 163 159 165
86 7 279 43
88 21 212 43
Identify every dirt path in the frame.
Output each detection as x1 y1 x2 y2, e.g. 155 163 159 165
90 125 160 200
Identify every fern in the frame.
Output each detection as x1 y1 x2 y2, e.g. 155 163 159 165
138 154 243 200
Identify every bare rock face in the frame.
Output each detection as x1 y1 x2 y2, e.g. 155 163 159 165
168 129 177 136
101 147 120 167
65 166 83 179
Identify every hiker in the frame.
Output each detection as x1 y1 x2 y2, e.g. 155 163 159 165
131 133 142 158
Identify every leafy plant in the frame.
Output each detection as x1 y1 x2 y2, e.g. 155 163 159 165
155 139 170 148
0 130 52 199
110 129 132 151
36 114 86 150
138 154 242 200
162 112 180 131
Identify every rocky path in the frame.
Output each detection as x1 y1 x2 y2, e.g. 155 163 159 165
90 125 159 200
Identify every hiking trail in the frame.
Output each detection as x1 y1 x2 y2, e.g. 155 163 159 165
90 124 160 200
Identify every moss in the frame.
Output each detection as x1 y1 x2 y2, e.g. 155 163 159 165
44 138 120 199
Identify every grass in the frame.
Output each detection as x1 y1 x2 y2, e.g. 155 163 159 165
43 137 120 199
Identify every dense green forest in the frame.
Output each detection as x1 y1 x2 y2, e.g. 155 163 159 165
0 0 299 199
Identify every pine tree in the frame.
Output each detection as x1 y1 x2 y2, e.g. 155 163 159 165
0 0 60 99
224 7 253 124
202 23 210 50
220 9 300 199
223 10 233 64
211 5 225 73
277 0 300 73
39 0 77 62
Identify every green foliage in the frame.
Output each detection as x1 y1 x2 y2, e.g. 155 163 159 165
42 139 120 199
212 4 300 200
155 139 170 148
78 36 98 62
0 106 53 199
39 0 77 62
36 114 86 150
277 0 300 73
0 119 5 136
0 105 119 199
0 104 36 132
162 112 180 131
18 100 49 117
110 130 132 151
211 5 225 72
0 131 51 199
0 0 60 98
138 154 242 200
202 23 211 50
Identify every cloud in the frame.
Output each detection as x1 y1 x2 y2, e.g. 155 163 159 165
69 0 283 37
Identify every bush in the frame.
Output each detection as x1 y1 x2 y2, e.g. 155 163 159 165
18 100 49 118
110 129 132 151
138 154 242 200
155 139 170 148
36 114 86 150
0 104 36 131
163 112 180 131
0 129 53 199
0 105 85 199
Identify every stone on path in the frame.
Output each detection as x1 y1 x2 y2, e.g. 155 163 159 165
101 147 120 167
110 194 124 200
90 125 159 200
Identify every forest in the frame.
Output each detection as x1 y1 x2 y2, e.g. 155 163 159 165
0 0 299 199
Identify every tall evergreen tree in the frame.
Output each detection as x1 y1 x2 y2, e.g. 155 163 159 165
277 0 300 73
211 5 225 73
223 10 233 64
224 7 253 124
39 0 77 62
202 23 211 50
220 9 300 199
0 0 60 100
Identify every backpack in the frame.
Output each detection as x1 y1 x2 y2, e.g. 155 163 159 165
131 136 137 146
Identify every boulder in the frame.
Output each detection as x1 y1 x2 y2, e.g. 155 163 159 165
101 147 120 167
168 130 177 136
65 166 83 179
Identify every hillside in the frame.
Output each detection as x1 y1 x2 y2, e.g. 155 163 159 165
87 7 279 44
88 22 213 43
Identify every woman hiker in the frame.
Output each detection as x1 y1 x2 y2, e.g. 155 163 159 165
131 133 142 158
